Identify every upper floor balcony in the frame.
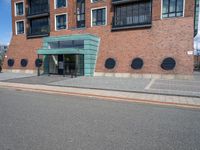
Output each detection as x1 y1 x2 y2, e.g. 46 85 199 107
27 0 49 19
27 25 50 38
112 0 139 5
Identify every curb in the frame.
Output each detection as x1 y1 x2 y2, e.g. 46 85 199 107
46 84 200 99
0 82 200 109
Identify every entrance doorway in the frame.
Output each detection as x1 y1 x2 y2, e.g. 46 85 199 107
48 54 84 76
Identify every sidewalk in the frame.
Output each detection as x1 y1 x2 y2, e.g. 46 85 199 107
0 72 200 108
0 81 200 108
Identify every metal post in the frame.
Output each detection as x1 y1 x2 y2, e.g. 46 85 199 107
37 54 40 76
48 55 50 76
63 54 65 77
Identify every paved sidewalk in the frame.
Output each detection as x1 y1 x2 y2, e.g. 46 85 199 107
0 72 36 81
0 82 199 108
1 72 200 98
0 72 200 107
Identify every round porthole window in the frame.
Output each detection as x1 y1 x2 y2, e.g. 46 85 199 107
105 58 116 69
21 59 28 67
7 59 14 67
161 57 176 70
35 58 43 67
131 58 144 70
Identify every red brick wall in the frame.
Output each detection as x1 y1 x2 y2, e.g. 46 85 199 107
5 0 194 75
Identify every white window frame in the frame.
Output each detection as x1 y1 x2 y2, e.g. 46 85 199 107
55 13 68 31
91 0 99 3
91 6 107 27
54 0 68 9
161 0 185 19
15 20 25 35
15 1 25 16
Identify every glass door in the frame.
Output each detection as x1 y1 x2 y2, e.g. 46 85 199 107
64 54 84 76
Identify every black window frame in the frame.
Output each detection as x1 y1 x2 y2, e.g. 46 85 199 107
56 0 67 8
92 8 106 26
16 21 25 35
56 14 67 30
194 0 199 36
15 2 24 16
76 0 86 28
162 0 184 18
112 0 152 30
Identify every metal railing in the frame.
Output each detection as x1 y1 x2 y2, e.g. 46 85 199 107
112 15 152 29
28 4 49 16
27 25 50 37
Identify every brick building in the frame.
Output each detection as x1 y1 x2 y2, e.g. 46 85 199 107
5 0 195 77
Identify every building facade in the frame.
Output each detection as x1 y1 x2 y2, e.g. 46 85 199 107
5 0 194 76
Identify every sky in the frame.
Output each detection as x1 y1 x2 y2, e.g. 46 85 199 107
0 0 12 45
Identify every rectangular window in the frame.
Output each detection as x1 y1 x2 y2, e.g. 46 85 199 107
92 8 106 26
194 0 199 36
55 0 67 8
76 0 85 28
16 21 25 35
113 1 152 28
16 2 24 16
56 14 67 30
162 0 184 18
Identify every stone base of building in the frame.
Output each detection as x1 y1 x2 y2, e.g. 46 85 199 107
94 72 194 80
3 69 37 74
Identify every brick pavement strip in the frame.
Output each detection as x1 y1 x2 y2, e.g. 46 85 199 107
0 82 200 109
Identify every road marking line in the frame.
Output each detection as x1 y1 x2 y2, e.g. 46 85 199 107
145 79 155 90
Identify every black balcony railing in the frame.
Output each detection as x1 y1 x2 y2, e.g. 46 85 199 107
112 0 139 4
28 4 49 16
112 15 152 30
27 25 50 38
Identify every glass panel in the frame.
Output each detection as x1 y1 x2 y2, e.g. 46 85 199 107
162 0 169 14
169 0 176 12
113 1 151 28
56 15 67 30
56 0 66 8
92 8 106 26
49 55 58 74
30 17 49 35
17 21 24 34
92 10 97 26
176 0 183 12
29 0 49 15
76 0 85 28
48 40 84 49
162 0 183 18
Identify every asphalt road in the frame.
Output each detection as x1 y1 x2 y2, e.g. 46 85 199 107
0 88 200 150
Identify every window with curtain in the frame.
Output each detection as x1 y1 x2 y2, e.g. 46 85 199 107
162 0 184 18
